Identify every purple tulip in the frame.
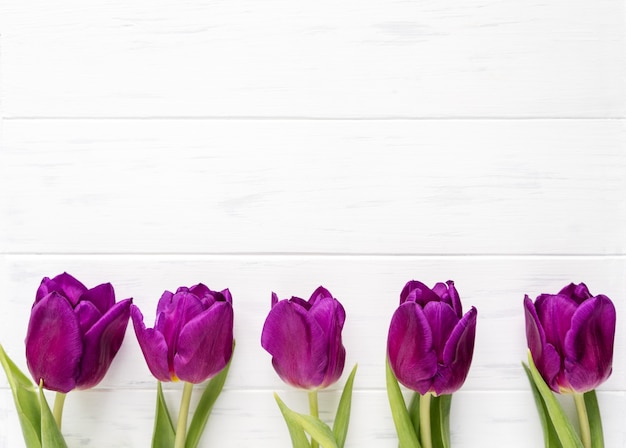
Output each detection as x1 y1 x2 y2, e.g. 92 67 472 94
131 284 234 384
524 282 616 393
261 286 346 390
25 272 132 393
387 280 477 395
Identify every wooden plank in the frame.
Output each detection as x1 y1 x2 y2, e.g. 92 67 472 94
1 119 624 254
1 0 624 118
1 255 623 392
1 389 625 447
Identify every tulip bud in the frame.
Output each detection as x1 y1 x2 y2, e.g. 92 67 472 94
524 282 616 393
261 286 346 390
387 280 477 395
131 284 234 384
25 272 132 393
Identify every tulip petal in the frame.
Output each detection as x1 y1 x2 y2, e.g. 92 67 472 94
173 302 234 383
535 294 578 357
25 292 82 393
310 297 346 388
309 286 333 305
423 301 459 364
155 290 204 370
74 300 102 334
434 307 477 395
76 298 132 389
400 280 441 307
524 296 562 392
261 300 326 389
564 295 616 392
80 283 115 315
131 305 171 382
387 302 437 394
558 283 592 305
35 272 87 306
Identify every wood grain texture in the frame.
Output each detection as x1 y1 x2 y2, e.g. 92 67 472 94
1 0 624 118
1 0 625 446
2 119 625 255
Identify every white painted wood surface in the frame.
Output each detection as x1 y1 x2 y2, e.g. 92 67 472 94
0 1 624 447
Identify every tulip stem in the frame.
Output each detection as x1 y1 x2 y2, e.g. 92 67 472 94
308 390 319 448
574 393 592 448
53 392 66 430
420 392 433 448
174 382 194 448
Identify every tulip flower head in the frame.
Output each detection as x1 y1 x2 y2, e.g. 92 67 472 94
524 282 616 394
25 272 132 393
261 286 346 390
387 280 477 396
131 284 234 384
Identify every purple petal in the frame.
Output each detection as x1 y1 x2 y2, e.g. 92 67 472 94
387 302 437 394
131 305 171 382
76 298 132 389
271 292 279 308
173 302 234 383
155 290 204 369
80 283 115 315
524 296 562 392
558 282 592 305
564 295 616 392
434 307 477 395
35 273 87 306
309 286 333 305
446 281 463 318
535 294 578 357
309 296 346 388
189 283 211 299
74 300 102 334
156 290 175 318
422 301 459 363
261 300 326 389
399 281 441 307
25 292 82 393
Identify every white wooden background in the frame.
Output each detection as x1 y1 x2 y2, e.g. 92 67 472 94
1 1 625 447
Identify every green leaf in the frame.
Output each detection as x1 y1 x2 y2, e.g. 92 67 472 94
0 344 42 448
526 351 583 448
332 363 357 448
522 363 562 448
407 393 420 440
185 344 235 448
583 390 604 448
385 357 421 448
38 385 68 448
152 381 176 448
430 394 452 448
275 393 339 448
274 393 310 448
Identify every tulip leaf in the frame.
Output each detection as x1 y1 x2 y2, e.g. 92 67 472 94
38 384 68 448
332 363 357 448
275 393 339 448
274 393 310 448
583 390 604 448
185 344 235 448
0 344 43 448
430 394 451 448
522 363 562 448
152 381 176 448
526 352 583 448
385 357 421 448
407 392 420 439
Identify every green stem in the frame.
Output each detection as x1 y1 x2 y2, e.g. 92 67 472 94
52 392 66 430
574 393 592 448
309 390 319 448
174 382 194 448
420 392 433 448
